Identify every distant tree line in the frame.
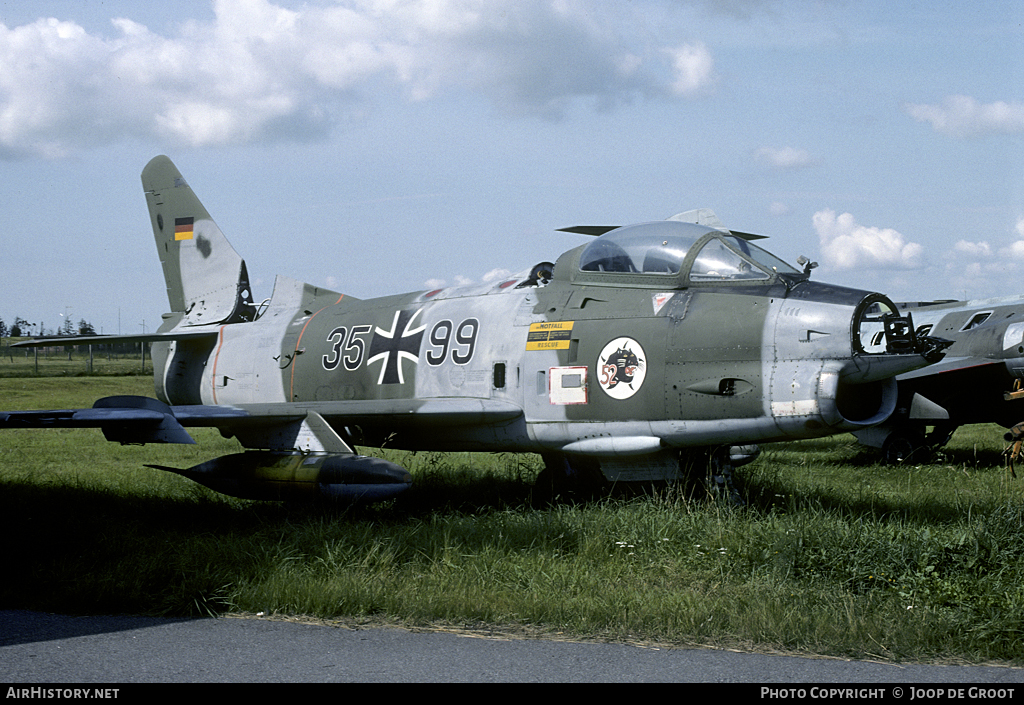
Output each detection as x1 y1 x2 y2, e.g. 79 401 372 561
0 315 144 357
0 315 96 338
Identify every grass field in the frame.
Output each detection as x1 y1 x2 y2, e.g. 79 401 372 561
2 375 1024 664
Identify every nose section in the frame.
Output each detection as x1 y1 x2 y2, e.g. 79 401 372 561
769 284 950 437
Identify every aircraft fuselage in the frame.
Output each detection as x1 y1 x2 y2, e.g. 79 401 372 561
152 220 939 481
3 158 949 497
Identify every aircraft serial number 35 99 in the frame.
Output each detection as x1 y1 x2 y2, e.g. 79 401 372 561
322 316 481 373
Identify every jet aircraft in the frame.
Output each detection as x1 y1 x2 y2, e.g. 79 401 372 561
853 296 1024 463
0 156 950 502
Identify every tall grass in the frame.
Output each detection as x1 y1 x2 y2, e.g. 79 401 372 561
2 377 1023 663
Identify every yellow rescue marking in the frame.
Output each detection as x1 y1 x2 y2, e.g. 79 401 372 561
527 321 574 350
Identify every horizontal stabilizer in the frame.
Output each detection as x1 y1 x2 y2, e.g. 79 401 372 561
12 330 218 348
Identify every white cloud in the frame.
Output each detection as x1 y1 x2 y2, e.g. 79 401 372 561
905 95 1024 138
1000 241 1024 260
754 146 817 169
665 42 715 95
947 218 1024 263
952 240 991 258
813 209 923 270
481 267 514 283
423 267 514 290
936 218 1024 300
965 218 1024 260
0 0 717 157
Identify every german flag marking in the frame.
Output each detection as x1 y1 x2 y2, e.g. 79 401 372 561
174 216 194 241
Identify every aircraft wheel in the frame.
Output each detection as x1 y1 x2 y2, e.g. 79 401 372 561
680 448 745 505
708 447 745 506
881 428 929 464
535 453 606 504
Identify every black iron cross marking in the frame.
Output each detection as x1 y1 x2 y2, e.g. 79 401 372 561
367 309 426 384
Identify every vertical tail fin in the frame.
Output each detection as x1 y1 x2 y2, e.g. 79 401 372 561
141 155 255 326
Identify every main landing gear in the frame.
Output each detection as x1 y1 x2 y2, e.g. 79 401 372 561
534 445 759 505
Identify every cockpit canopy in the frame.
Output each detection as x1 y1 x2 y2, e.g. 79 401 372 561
576 221 799 285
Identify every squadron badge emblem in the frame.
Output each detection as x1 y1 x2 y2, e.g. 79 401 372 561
597 337 647 400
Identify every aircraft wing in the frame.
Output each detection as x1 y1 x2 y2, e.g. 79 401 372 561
0 396 247 445
0 395 524 448
888 353 1024 431
895 355 1005 381
236 398 522 426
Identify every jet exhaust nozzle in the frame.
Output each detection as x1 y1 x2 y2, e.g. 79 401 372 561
147 451 412 502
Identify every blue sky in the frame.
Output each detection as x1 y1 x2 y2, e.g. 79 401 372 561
1 0 1022 336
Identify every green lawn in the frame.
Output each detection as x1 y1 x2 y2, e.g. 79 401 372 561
2 376 1022 664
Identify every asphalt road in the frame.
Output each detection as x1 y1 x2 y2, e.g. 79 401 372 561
1 610 1022 684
